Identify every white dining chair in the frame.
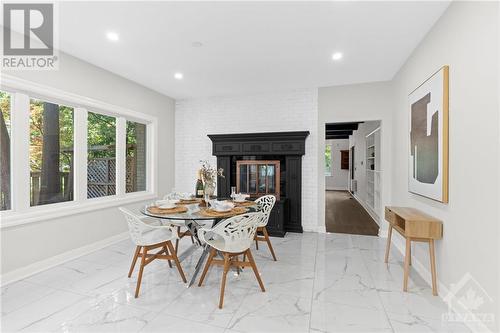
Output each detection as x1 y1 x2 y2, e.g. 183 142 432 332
253 195 278 261
119 207 187 298
197 212 265 308
162 195 195 252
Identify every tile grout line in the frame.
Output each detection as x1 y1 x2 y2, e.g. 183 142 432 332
359 237 396 333
308 233 319 333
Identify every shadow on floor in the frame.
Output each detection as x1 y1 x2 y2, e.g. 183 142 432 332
325 190 379 236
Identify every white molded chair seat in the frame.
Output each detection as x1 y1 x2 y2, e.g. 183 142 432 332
162 195 196 252
120 207 178 246
253 195 278 261
119 207 187 298
198 212 263 253
255 195 276 227
197 212 266 308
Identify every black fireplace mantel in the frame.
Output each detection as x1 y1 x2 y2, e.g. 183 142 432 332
208 131 310 235
208 131 309 156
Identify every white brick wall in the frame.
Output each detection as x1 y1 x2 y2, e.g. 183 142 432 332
175 89 319 231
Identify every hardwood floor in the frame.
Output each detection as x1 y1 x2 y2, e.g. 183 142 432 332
325 190 379 235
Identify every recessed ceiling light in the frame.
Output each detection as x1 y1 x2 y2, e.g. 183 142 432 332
174 72 183 80
332 52 343 61
106 31 119 42
192 41 203 48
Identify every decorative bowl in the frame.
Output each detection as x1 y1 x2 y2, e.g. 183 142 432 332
233 193 250 202
180 193 194 200
211 200 235 212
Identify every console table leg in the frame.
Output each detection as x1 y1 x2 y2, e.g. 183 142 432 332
403 237 411 292
384 225 393 263
429 239 438 296
409 244 412 266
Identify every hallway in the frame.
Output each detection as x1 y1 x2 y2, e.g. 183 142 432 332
325 190 380 235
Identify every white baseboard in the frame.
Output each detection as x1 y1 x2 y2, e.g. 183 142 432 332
352 193 381 227
0 232 129 286
303 225 326 233
390 236 492 333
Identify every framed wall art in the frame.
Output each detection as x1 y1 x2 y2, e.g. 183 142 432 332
408 65 449 203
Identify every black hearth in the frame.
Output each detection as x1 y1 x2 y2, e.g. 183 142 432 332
208 131 310 237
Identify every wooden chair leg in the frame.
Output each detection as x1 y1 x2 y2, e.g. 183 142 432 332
262 227 277 261
128 246 141 278
255 238 259 250
242 253 247 269
384 225 393 263
245 249 265 292
190 235 195 243
198 248 217 286
163 244 172 268
135 247 147 298
429 239 438 296
166 241 187 283
403 238 411 292
219 253 231 309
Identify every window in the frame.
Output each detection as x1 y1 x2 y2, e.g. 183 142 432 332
0 91 11 210
236 160 280 200
29 99 74 206
126 121 147 193
87 112 116 198
0 77 156 226
325 144 332 176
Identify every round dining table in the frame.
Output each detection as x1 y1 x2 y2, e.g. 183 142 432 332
141 200 258 287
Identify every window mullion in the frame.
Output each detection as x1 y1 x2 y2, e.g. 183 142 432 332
147 121 156 194
116 117 126 196
11 93 30 211
74 107 88 201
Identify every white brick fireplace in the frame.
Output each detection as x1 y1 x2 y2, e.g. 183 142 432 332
174 89 320 232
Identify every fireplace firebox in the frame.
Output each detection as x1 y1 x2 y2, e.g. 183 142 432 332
208 131 309 237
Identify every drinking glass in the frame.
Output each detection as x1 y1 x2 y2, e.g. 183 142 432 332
230 186 236 200
204 192 211 207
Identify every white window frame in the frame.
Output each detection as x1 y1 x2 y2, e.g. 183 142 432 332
0 75 158 228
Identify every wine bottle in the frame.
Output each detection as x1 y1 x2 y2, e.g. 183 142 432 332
195 169 204 198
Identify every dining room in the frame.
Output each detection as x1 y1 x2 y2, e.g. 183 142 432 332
1 1 499 333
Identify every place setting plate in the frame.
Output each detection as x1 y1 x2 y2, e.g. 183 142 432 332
177 198 202 205
147 205 188 215
200 206 247 218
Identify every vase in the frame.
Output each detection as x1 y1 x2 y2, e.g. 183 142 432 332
204 183 215 197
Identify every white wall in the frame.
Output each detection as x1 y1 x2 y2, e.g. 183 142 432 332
325 139 349 190
175 89 320 232
318 82 393 234
348 121 380 210
391 2 499 330
1 52 175 277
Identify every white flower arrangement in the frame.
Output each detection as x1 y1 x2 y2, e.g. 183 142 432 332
199 160 224 187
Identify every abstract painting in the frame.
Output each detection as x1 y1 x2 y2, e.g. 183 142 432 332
408 66 449 203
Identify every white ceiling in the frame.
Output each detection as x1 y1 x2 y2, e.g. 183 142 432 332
58 1 450 99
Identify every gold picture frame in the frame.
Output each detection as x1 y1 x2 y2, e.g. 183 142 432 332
408 65 449 203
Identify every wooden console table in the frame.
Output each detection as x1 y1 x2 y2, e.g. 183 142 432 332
384 206 443 296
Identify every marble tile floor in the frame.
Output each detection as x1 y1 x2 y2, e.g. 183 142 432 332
1 232 471 333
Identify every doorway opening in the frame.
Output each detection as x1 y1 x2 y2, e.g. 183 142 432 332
324 121 381 236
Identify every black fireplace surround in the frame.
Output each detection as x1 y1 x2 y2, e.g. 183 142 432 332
208 131 310 237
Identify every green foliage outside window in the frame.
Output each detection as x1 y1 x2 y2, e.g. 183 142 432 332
325 144 332 176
